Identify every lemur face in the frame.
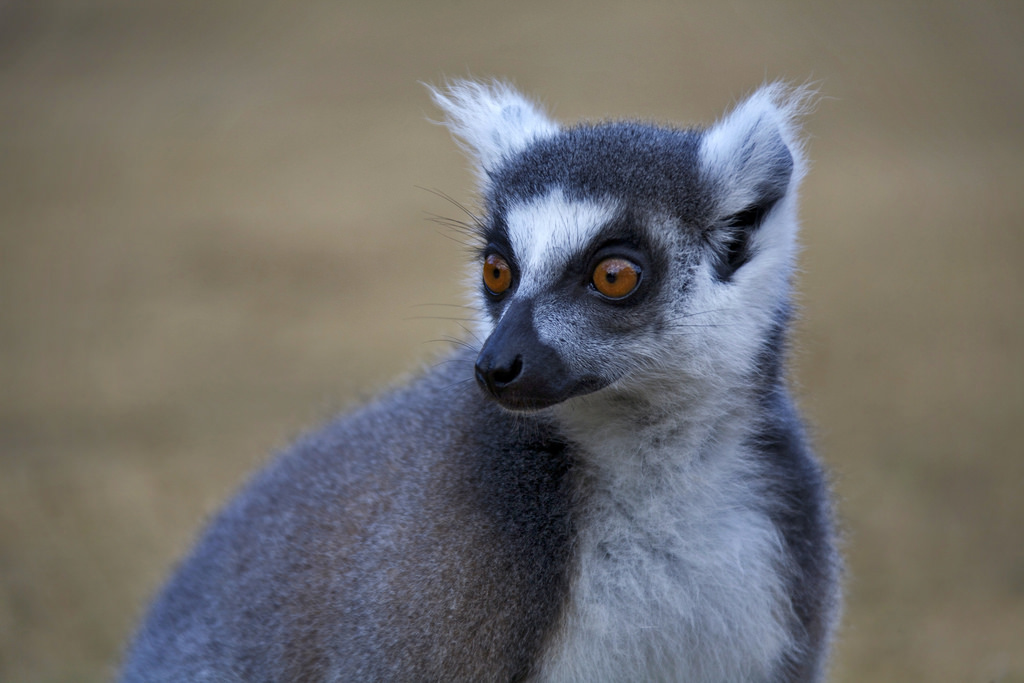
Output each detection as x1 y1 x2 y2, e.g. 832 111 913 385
432 82 806 413
474 189 686 411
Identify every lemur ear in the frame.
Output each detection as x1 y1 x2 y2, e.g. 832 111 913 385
429 79 559 181
700 83 812 222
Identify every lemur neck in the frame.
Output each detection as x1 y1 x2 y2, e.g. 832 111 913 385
553 380 757 485
538 376 792 683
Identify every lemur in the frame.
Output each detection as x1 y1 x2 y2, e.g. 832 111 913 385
120 80 841 682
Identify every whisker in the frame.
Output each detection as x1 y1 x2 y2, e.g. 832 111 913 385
441 376 477 394
667 323 730 330
433 354 476 364
404 315 477 322
452 320 484 345
417 187 485 225
423 336 477 351
424 212 478 233
676 307 736 319
425 218 479 243
432 228 477 248
432 357 476 371
443 335 478 349
410 302 476 310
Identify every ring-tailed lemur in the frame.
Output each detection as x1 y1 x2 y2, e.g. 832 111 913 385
120 80 841 682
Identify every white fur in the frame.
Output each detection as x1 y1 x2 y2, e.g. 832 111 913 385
536 313 798 681
429 80 559 183
538 415 793 682
700 83 811 218
506 190 619 298
700 86 810 321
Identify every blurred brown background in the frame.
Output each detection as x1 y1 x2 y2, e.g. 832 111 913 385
1 1 1022 681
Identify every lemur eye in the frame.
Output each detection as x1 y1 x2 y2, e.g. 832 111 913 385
483 254 513 295
592 257 640 299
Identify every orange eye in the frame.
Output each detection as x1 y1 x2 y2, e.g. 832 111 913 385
483 254 512 295
592 257 640 299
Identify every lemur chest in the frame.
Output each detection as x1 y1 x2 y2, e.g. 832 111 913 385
536 449 793 682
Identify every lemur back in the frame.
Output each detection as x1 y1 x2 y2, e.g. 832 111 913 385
120 81 841 682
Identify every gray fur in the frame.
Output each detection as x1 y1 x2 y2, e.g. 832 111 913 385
120 80 841 682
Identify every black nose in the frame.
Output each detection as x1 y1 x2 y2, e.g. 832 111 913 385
475 353 523 397
472 300 585 411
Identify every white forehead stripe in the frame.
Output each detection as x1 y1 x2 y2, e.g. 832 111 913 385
506 190 618 294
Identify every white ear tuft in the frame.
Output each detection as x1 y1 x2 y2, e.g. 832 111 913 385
701 83 814 218
429 79 559 181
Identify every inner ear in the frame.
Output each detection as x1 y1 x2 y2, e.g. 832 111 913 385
714 196 779 281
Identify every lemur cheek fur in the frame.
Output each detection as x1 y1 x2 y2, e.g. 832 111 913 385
120 79 841 683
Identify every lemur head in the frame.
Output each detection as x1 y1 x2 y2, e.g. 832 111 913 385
431 81 810 415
